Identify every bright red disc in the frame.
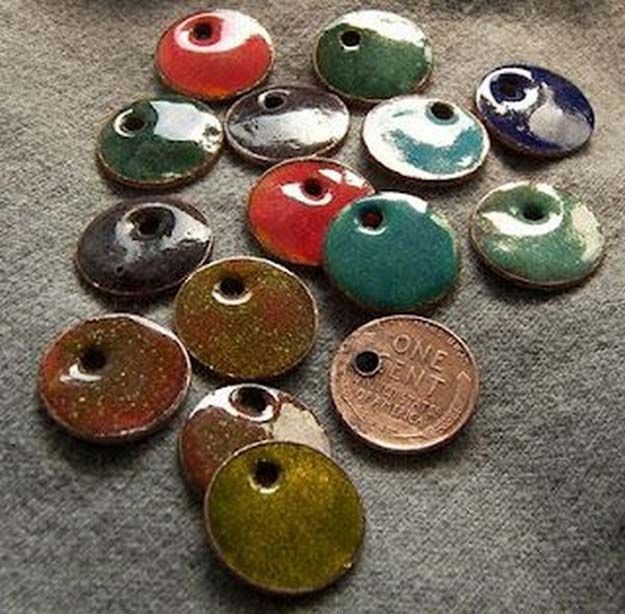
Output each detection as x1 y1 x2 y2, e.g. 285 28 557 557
156 10 274 101
248 158 375 266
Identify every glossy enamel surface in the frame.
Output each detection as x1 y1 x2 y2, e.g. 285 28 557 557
470 182 605 288
475 65 595 157
174 257 318 379
39 315 190 443
314 10 432 102
97 97 223 188
156 10 274 101
363 96 490 182
324 192 459 312
205 441 364 594
248 158 374 265
76 199 213 297
179 384 331 497
225 85 350 165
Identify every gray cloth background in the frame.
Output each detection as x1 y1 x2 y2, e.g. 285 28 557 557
1 1 624 612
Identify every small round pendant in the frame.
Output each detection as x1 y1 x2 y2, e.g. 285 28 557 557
156 10 274 101
174 257 318 379
76 199 213 297
205 441 364 594
96 96 223 189
330 316 479 453
179 384 330 497
248 158 374 266
39 315 190 443
469 182 605 288
313 10 432 103
475 65 594 157
225 86 350 165
363 96 490 182
324 192 459 312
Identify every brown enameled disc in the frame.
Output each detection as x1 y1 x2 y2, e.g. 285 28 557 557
330 316 479 453
39 314 191 443
174 257 318 380
179 383 331 497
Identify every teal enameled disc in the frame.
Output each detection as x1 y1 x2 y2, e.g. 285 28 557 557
313 10 432 103
323 192 459 312
363 96 490 182
97 96 223 189
470 182 605 288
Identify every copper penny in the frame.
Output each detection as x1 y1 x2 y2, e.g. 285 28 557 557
174 257 318 379
179 384 331 497
330 316 479 453
39 314 191 444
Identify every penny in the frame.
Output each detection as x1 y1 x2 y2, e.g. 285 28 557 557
156 9 274 101
179 384 331 497
225 85 350 165
96 96 223 189
323 192 459 312
174 257 318 379
469 182 605 288
205 441 365 594
76 198 213 297
248 157 374 265
475 64 594 158
330 316 479 453
313 9 432 103
39 314 191 444
362 96 490 182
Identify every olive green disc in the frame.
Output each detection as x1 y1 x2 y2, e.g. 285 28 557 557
313 10 432 103
97 96 223 189
174 257 318 379
205 441 365 594
470 182 605 288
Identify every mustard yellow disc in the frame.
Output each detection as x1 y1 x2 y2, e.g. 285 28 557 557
205 441 365 594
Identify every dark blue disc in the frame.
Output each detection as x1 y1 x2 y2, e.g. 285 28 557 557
475 65 594 158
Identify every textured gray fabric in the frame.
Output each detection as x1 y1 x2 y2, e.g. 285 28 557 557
1 1 624 612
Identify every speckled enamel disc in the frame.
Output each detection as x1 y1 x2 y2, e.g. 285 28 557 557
39 315 190 443
205 441 364 594
469 182 605 288
179 384 331 497
313 10 432 103
324 192 459 312
97 97 223 189
363 96 490 182
76 199 213 297
156 10 274 101
248 158 374 266
174 257 318 379
475 65 595 157
225 85 350 165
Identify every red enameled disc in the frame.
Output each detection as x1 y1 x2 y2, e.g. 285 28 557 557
156 10 274 101
248 158 375 266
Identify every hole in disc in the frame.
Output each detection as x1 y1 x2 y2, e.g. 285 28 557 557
234 386 271 416
522 203 546 221
132 210 162 236
430 102 455 121
498 75 524 99
218 276 245 298
341 30 361 48
193 22 213 40
303 177 325 198
121 113 145 133
263 93 286 110
353 350 381 376
252 459 281 490
80 347 107 372
360 207 383 230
